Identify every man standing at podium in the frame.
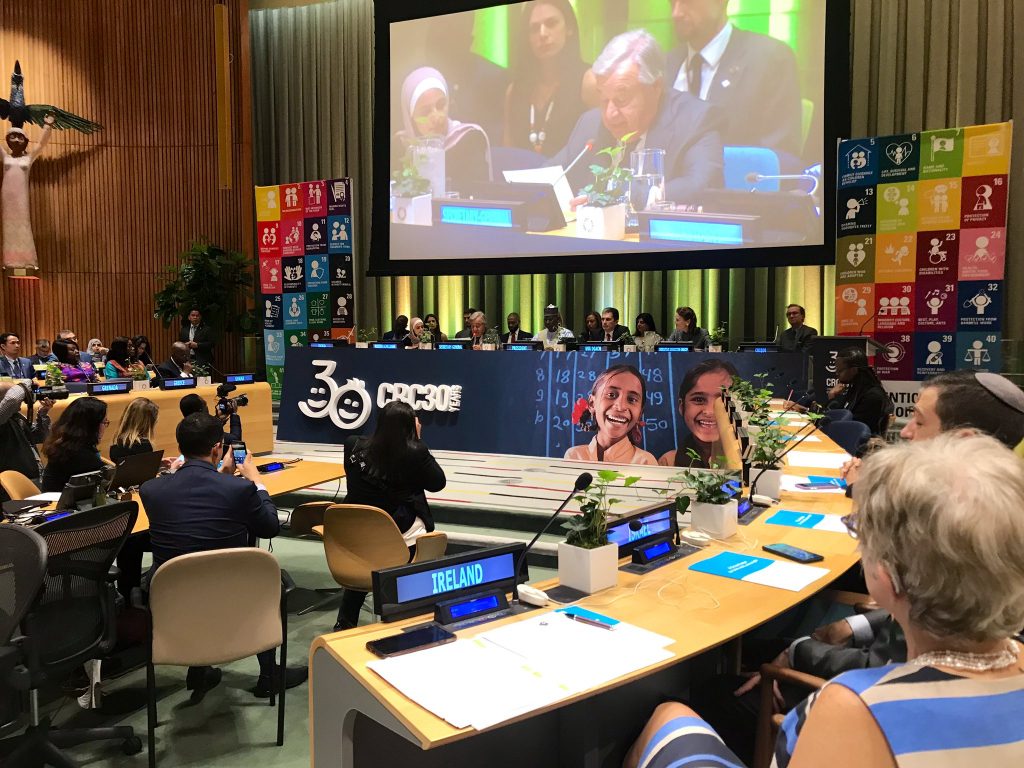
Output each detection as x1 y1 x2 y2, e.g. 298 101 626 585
778 304 817 352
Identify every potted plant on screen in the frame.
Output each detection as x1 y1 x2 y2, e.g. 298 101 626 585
559 470 640 594
707 322 727 352
418 328 433 350
618 331 637 353
481 326 500 351
355 326 378 349
575 132 635 241
749 424 788 499
391 155 432 227
680 451 739 539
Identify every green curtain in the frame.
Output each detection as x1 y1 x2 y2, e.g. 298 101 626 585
249 0 1020 366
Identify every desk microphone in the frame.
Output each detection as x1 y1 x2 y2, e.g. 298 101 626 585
749 420 821 504
744 171 820 197
556 140 595 183
858 310 878 336
771 324 780 344
512 472 592 603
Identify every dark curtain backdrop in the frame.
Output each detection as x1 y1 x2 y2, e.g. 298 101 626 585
249 0 1021 369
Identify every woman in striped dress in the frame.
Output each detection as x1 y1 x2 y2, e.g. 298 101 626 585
626 433 1024 768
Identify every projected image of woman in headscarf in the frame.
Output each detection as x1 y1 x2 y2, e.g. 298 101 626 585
392 66 493 193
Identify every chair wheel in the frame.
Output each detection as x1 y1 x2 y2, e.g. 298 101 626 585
122 735 143 755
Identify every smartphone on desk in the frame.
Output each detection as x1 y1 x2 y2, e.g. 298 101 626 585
763 542 824 564
366 624 456 658
231 441 247 466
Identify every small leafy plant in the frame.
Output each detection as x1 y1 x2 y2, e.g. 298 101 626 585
750 424 788 469
482 326 501 346
564 469 641 549
44 362 65 387
679 449 738 504
708 322 728 347
392 154 431 198
578 132 636 208
419 330 433 345
618 331 635 346
356 326 378 343
191 363 211 378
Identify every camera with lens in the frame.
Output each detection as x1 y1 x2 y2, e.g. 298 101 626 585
30 382 70 401
215 383 249 416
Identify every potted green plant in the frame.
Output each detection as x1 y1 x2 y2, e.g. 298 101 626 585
559 470 640 593
576 132 635 240
153 240 253 366
44 362 65 388
192 363 212 387
618 331 636 353
707 322 728 352
743 373 775 433
481 326 501 351
391 155 433 226
418 329 434 350
680 450 740 539
749 424 788 499
131 364 151 391
356 326 378 348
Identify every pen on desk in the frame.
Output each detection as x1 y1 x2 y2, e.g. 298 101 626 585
566 613 614 630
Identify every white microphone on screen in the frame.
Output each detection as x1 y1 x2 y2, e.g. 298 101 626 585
556 139 596 183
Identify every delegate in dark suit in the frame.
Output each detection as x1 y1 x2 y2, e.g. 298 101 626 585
549 89 724 205
778 323 817 352
178 323 214 369
500 329 532 344
668 27 803 160
0 355 33 379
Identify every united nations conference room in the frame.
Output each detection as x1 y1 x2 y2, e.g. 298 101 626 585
1 1 1023 766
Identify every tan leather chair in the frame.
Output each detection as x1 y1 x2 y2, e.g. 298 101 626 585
288 500 331 537
146 548 287 767
0 470 40 500
322 503 447 598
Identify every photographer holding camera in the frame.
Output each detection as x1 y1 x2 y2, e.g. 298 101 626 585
178 384 246 444
0 380 54 498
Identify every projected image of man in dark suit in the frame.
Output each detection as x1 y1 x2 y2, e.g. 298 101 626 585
548 29 724 206
666 0 803 161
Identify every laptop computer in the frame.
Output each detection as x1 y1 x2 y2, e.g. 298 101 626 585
108 450 165 490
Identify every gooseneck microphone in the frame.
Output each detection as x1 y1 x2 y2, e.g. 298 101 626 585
512 472 593 602
556 140 595 183
749 419 821 504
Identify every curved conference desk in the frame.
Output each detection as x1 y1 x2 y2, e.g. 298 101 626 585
309 419 859 768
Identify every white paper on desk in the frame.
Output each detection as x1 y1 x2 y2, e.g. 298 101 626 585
26 492 61 502
503 166 576 222
743 560 830 592
784 450 851 470
779 475 847 494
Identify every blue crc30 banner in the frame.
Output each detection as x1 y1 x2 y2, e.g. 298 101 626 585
277 348 806 463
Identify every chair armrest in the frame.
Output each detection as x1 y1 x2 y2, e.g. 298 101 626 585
288 501 334 537
107 566 121 583
760 662 827 691
411 532 448 564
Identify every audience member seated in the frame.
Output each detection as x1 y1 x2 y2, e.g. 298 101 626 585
580 310 602 341
40 396 108 492
599 307 631 342
132 334 154 366
667 306 710 348
0 380 52 493
28 338 53 366
52 338 98 382
338 402 446 630
382 315 409 342
86 337 107 364
424 313 448 343
155 341 194 380
827 347 891 435
103 336 143 379
659 359 737 467
532 304 575 347
778 304 817 352
139 413 307 699
0 331 33 378
565 364 657 465
501 312 531 344
405 316 425 348
702 369 1024 763
393 67 492 190
503 0 589 154
627 434 1024 768
467 311 488 348
454 308 476 339
109 397 164 464
548 30 723 206
633 312 662 351
55 329 91 364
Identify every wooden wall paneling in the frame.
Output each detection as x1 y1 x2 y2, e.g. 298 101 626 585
0 0 253 373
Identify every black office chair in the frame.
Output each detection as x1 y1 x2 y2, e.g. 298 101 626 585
1 502 143 766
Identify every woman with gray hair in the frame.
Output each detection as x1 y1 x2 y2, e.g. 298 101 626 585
626 433 1024 768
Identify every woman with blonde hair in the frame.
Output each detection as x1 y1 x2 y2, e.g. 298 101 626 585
109 397 162 464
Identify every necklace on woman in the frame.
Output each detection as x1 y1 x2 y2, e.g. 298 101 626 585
529 101 555 152
912 639 1020 672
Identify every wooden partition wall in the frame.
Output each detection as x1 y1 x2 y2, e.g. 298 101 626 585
0 0 253 370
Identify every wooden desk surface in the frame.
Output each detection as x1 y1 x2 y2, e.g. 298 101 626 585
37 382 274 457
309 428 856 752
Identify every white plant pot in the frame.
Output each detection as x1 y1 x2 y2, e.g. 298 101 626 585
132 379 150 391
482 343 497 351
552 343 566 352
623 344 638 353
751 467 782 499
708 344 723 352
691 500 739 539
576 203 626 240
391 194 433 226
197 376 212 386
355 342 369 349
419 342 432 350
557 541 618 594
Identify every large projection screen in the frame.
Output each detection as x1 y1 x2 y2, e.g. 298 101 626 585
372 0 851 276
